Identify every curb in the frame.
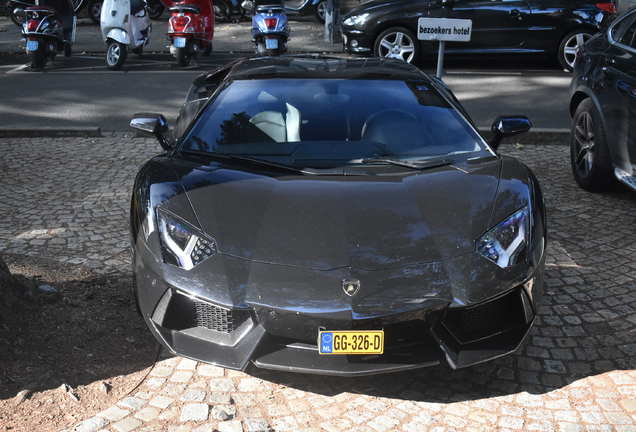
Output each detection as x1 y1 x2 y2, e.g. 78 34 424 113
0 127 102 138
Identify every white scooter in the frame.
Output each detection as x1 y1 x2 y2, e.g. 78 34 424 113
100 0 151 69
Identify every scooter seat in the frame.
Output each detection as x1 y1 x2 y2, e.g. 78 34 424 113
168 5 200 13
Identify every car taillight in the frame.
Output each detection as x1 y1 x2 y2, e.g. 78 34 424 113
264 17 277 30
596 2 616 13
26 19 39 31
170 15 190 32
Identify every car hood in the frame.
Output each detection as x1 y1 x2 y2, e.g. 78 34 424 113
172 157 502 271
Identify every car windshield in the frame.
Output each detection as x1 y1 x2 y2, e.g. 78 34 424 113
180 78 488 168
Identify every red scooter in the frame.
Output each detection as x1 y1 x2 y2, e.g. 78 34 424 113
164 0 214 66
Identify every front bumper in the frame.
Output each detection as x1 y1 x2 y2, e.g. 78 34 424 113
139 265 542 376
341 29 373 54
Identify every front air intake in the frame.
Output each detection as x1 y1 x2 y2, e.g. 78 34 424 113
192 300 250 333
153 289 251 335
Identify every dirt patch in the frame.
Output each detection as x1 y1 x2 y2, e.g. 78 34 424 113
0 254 159 432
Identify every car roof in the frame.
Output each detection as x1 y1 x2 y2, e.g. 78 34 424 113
225 54 431 81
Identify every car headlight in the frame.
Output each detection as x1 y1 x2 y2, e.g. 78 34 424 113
476 207 529 268
343 13 369 27
157 209 217 270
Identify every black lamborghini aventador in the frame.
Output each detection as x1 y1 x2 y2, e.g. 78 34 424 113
129 55 546 376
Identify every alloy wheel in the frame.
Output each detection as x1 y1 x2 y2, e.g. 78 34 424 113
573 111 595 177
378 31 415 63
563 32 591 70
316 1 326 21
107 43 120 66
89 0 102 22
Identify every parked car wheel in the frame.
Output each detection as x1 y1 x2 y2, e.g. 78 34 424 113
214 0 231 22
147 0 165 19
559 30 593 71
87 0 102 24
570 98 614 192
106 40 127 70
374 27 418 64
314 0 326 23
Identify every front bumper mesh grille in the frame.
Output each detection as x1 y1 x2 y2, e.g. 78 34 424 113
152 289 251 335
193 300 247 333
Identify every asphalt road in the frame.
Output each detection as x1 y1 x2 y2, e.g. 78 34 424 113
0 14 573 131
0 52 572 131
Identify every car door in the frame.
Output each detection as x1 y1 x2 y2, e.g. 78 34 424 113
602 13 636 169
445 0 531 50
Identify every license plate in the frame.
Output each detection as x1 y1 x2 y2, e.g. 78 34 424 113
318 330 384 355
26 40 39 52
265 38 278 50
173 37 186 48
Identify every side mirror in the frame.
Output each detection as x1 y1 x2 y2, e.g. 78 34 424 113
13 8 26 24
130 113 173 150
489 116 532 151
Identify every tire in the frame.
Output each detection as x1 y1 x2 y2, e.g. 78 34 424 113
374 26 419 64
202 43 212 56
175 46 191 66
147 1 165 20
132 46 143 55
106 40 127 70
214 0 231 22
30 44 46 69
314 0 325 23
570 98 614 192
87 0 102 24
558 30 593 72
64 42 72 57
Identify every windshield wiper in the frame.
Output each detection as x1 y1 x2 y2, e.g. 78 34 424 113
358 157 453 170
184 150 312 174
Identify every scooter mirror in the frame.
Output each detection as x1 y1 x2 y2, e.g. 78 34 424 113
130 113 173 150
241 0 254 10
13 8 26 23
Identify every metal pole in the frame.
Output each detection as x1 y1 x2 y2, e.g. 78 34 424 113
436 40 445 79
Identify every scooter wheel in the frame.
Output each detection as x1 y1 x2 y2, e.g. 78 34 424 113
106 40 127 70
64 42 72 57
132 46 144 56
30 47 46 70
175 47 191 67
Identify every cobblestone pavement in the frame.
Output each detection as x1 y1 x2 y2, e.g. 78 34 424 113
2 135 636 432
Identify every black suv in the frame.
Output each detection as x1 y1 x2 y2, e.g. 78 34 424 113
569 8 636 192
341 0 616 70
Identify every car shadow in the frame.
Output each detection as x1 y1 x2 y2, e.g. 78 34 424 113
0 254 158 400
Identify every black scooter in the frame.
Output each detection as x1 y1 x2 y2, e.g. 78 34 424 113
12 0 76 69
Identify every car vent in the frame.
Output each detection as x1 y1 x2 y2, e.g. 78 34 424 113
441 288 527 345
192 300 250 333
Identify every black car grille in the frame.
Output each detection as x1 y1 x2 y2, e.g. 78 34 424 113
154 290 251 334
192 300 249 333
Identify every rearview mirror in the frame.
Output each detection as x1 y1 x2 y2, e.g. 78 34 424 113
489 116 532 151
13 8 26 24
130 113 173 150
